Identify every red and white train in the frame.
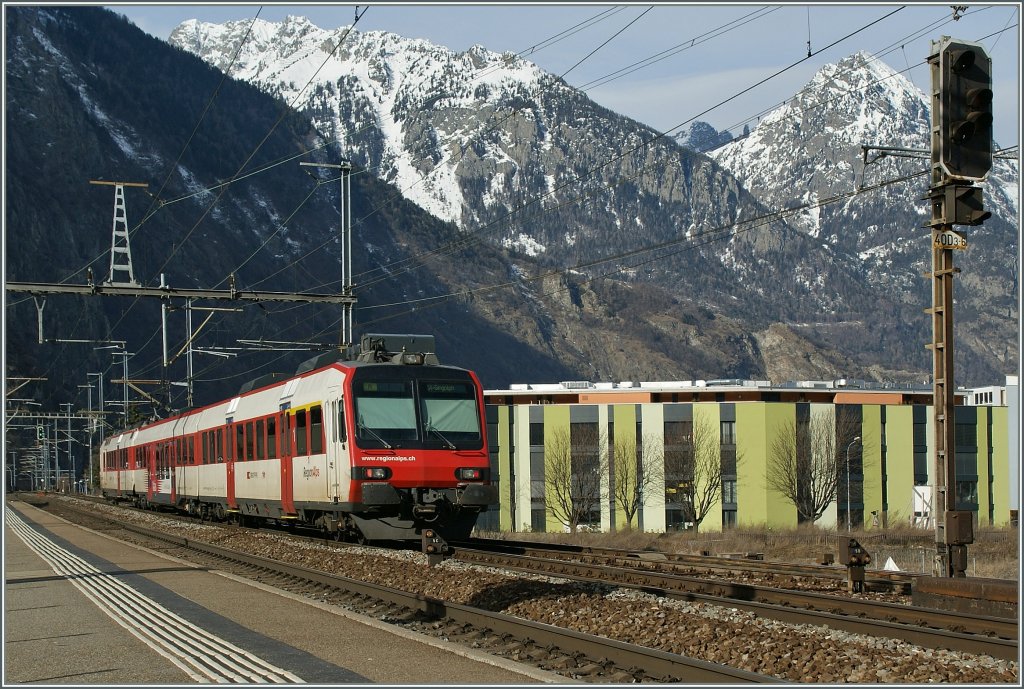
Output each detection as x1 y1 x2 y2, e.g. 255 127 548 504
100 334 497 543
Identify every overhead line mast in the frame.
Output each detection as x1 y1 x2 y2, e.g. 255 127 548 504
300 160 354 348
89 180 148 286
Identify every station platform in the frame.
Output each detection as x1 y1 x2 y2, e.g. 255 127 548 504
4 499 561 684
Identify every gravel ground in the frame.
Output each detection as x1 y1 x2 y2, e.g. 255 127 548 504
50 497 1020 683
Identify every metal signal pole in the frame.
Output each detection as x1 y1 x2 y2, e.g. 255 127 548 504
926 37 993 577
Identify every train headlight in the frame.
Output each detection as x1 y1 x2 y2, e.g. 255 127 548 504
352 466 392 480
455 467 487 481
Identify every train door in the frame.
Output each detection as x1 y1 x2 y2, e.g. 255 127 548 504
170 438 178 506
225 424 237 509
278 411 295 514
325 390 341 501
146 444 156 502
327 394 351 502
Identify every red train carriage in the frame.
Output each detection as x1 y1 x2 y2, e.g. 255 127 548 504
99 334 497 544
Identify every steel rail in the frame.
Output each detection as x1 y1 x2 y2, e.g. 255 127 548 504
464 537 917 591
453 548 1017 661
109 520 778 683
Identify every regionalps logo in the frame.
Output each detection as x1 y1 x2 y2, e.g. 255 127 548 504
362 455 416 462
302 467 321 478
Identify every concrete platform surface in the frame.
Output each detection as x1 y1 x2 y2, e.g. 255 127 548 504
4 499 563 684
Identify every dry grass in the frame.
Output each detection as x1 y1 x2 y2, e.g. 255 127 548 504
476 524 1020 580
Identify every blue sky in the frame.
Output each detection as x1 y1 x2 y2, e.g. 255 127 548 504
106 2 1020 146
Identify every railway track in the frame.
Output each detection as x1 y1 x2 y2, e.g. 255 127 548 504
24 495 1018 680
450 542 1017 660
462 537 918 593
19 497 775 683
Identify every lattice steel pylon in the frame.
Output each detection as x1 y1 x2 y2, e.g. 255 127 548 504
91 180 147 286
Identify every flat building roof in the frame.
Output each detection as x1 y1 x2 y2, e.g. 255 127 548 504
483 379 990 406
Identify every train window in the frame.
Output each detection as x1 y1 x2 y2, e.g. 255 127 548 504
353 380 417 446
245 422 255 461
267 417 277 458
338 402 347 443
217 429 224 462
281 413 290 456
419 380 482 446
295 409 308 455
256 419 265 460
235 424 244 462
310 406 323 454
188 437 195 465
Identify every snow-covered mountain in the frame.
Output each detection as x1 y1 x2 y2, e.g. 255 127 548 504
167 17 1018 385
170 17 782 266
710 51 1018 376
170 17 570 229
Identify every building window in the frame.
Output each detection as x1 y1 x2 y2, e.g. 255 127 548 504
955 423 977 449
720 421 736 445
722 479 737 504
914 451 928 486
529 421 544 446
720 446 737 474
665 508 689 531
956 481 978 506
722 510 737 528
531 508 546 532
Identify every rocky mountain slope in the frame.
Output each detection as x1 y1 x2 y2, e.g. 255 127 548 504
709 51 1019 384
4 8 1016 428
171 16 1018 387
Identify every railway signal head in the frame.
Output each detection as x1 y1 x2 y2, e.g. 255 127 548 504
938 38 993 181
946 184 991 226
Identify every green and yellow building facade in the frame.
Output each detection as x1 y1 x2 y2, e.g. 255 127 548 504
479 379 1015 533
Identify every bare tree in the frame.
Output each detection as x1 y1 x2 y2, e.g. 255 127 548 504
610 433 662 529
543 426 606 533
664 414 728 532
766 409 862 524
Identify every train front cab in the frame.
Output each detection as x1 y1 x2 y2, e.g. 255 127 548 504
338 362 498 541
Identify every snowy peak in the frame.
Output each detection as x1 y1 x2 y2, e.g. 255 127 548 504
171 16 554 226
710 50 931 216
706 47 1017 385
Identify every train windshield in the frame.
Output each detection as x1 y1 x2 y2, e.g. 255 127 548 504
352 371 482 450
